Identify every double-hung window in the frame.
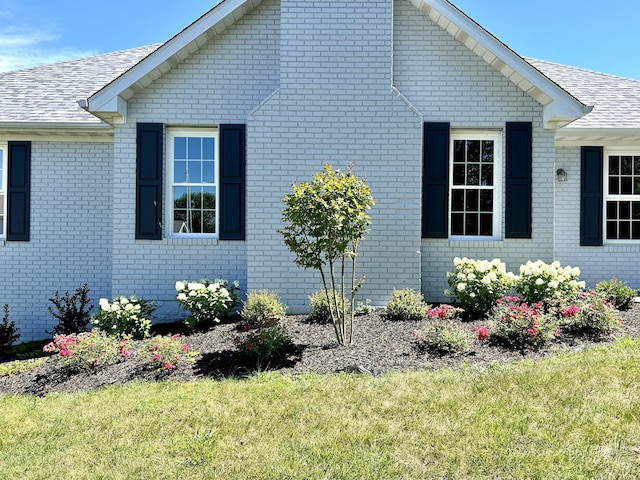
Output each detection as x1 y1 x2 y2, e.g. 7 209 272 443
605 152 640 241
167 129 218 236
449 132 502 239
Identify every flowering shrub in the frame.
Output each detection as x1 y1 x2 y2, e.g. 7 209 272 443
472 325 492 342
43 331 131 372
446 258 515 316
234 318 293 366
488 297 558 350
176 279 240 331
92 296 155 339
142 334 197 371
515 260 585 305
414 304 470 354
595 278 637 311
556 290 623 338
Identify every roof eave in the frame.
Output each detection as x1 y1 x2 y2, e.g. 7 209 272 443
413 0 591 129
86 0 262 121
556 127 640 147
0 121 113 139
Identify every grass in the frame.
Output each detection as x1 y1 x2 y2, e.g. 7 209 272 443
1 338 640 479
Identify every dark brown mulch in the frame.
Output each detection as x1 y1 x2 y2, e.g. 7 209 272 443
2 305 639 396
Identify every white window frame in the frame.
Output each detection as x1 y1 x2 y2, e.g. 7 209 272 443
166 128 219 238
0 143 5 239
449 131 502 241
603 148 640 244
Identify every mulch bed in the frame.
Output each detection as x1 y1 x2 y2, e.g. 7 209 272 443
2 305 640 396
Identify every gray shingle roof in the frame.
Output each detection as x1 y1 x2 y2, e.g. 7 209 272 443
527 58 640 130
0 45 159 125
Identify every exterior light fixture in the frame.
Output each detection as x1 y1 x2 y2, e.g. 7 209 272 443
556 168 567 182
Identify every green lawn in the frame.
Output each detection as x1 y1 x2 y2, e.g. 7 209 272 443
1 338 640 479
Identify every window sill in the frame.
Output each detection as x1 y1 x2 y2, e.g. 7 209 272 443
163 236 219 246
447 239 505 248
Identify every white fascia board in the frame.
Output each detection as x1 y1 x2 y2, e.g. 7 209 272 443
555 127 640 147
87 0 258 117
416 0 591 128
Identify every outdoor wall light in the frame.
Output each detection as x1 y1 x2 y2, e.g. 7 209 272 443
556 168 567 182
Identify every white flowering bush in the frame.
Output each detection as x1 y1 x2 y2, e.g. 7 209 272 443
176 279 240 331
515 260 585 305
446 257 515 316
92 296 155 339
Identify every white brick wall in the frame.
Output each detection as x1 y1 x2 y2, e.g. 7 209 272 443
394 0 555 302
0 141 113 340
555 146 640 290
247 0 423 311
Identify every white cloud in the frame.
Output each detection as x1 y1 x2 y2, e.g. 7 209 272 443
0 27 97 72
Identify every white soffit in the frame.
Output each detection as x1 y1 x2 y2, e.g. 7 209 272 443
86 0 263 122
411 0 592 128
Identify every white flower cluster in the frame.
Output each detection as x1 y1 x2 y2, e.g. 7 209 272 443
175 278 239 330
175 281 231 302
517 260 585 302
93 295 154 339
99 296 143 314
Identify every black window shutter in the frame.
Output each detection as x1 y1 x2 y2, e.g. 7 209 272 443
136 123 163 240
422 122 450 238
580 146 603 246
219 124 246 241
7 141 31 241
505 122 532 238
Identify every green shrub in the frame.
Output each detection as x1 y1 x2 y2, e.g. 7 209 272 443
234 318 293 367
488 297 558 350
47 284 93 335
354 299 374 316
595 278 637 311
241 290 287 329
515 260 585 305
413 320 471 355
0 358 46 377
385 288 427 321
446 258 515 316
0 304 20 356
175 279 240 331
557 290 623 338
308 289 349 324
92 296 155 339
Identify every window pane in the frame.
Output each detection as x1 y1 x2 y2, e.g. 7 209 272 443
635 178 640 195
454 140 465 163
621 156 633 175
480 213 492 236
482 141 493 163
174 186 188 208
634 221 640 240
607 221 617 239
609 156 619 175
621 177 633 195
174 210 187 233
188 137 201 160
188 161 202 183
635 157 640 175
203 160 214 183
620 201 631 219
466 141 480 162
452 165 465 185
190 211 202 234
174 161 187 183
480 190 493 212
451 190 464 211
465 213 478 236
174 137 186 159
466 164 479 186
606 201 617 220
465 190 478 211
634 202 640 219
609 177 619 195
620 221 631 239
203 138 215 160
451 213 464 235
202 211 216 234
202 187 216 209
481 165 493 186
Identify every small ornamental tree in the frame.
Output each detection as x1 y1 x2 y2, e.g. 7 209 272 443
278 163 375 345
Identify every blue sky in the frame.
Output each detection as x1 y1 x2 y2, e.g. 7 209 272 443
0 0 638 79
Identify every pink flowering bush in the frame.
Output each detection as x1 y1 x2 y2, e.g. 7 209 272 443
233 318 293 367
142 334 198 371
556 290 623 338
487 297 558 350
43 331 130 372
413 304 470 355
